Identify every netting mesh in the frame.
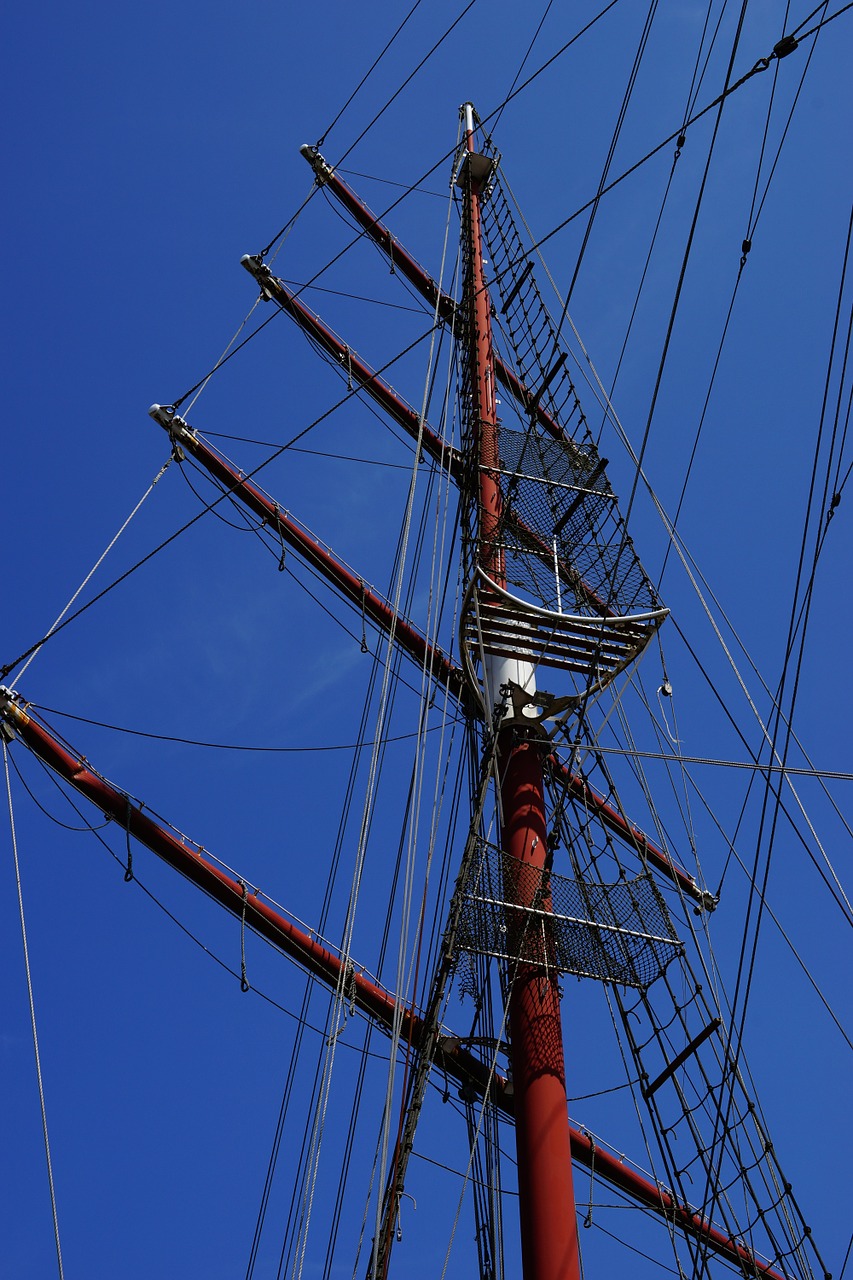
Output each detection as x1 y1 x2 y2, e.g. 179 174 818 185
540 749 827 1280
495 425 654 617
456 138 664 626
457 843 682 989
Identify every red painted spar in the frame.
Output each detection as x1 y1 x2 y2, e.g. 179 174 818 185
0 688 785 1279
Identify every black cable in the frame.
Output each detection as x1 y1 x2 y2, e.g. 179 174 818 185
330 1 478 171
668 616 853 925
336 166 445 199
314 0 426 150
839 1230 853 1280
260 0 621 282
1 317 443 682
795 0 853 40
513 48 782 267
6 749 110 832
481 0 622 137
556 0 660 326
173 307 283 410
282 277 425 315
13 747 398 1048
489 0 554 137
203 432 413 465
30 702 437 754
620 0 752 535
698 197 853 1224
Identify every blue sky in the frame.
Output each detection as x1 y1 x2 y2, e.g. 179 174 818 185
2 3 851 1278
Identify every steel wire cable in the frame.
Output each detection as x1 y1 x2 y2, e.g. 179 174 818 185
682 765 853 1053
1 319 446 683
274 197 458 1269
615 0 751 551
489 0 555 137
158 7 811 452
4 743 65 1280
12 748 393 1046
554 0 661 332
694 205 853 1252
8 457 172 685
326 1 479 173
29 702 448 754
313 0 426 151
658 1 829 591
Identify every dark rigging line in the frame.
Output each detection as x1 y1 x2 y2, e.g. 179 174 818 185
555 0 660 328
172 307 283 410
29 703 440 754
654 8 830 585
282 277 426 314
244 6 796 442
619 0 752 536
314 0 426 149
202 432 416 465
15 748 393 1051
329 1 479 172
668 615 853 925
684 766 853 1055
795 0 853 40
481 0 622 135
586 0 715 448
0 321 441 683
489 0 555 137
512 29 818 267
336 166 445 199
258 0 620 272
699 182 853 1238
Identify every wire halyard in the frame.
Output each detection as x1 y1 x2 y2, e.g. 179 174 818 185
4 741 66 1280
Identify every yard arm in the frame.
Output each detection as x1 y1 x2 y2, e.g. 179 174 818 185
148 404 465 706
0 687 781 1279
239 257 616 619
147 404 705 908
299 146 573 449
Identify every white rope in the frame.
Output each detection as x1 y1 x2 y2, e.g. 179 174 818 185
369 127 462 1279
563 742 853 779
13 457 173 684
4 742 65 1279
291 137 463 1280
182 295 262 417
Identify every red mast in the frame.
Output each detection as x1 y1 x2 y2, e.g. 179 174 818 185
460 103 582 1280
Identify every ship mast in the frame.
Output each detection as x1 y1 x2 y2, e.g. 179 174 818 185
459 102 581 1280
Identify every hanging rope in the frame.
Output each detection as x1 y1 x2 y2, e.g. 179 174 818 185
124 794 134 883
3 742 65 1279
239 881 250 993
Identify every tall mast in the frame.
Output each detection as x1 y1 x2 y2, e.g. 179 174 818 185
460 102 582 1280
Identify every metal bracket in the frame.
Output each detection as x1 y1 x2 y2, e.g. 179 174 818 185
148 404 196 452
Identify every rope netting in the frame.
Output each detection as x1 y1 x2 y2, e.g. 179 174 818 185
461 131 665 627
457 842 682 988
542 745 828 1280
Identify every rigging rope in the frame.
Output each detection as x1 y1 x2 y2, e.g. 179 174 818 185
368 137 461 1280
3 742 65 1280
9 456 172 685
313 0 426 149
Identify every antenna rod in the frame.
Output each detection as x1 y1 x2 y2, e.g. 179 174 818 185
460 102 582 1280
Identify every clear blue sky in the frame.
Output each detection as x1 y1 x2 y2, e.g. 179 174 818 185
2 3 851 1277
